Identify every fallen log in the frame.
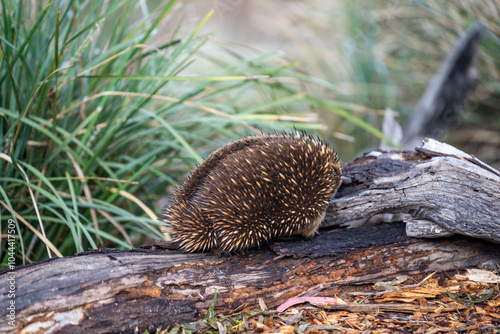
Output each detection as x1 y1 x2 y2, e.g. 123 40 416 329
326 138 500 243
1 139 499 334
1 224 499 334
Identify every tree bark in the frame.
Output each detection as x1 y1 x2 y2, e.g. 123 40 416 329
325 138 500 243
1 139 499 334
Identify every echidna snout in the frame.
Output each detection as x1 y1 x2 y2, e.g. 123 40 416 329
160 132 341 253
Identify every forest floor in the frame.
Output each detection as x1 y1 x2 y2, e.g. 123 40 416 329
164 269 500 334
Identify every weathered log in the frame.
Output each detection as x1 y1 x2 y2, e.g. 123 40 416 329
1 139 499 334
325 138 500 243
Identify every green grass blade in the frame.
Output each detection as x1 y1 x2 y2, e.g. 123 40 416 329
0 2 52 87
83 74 268 81
307 96 398 148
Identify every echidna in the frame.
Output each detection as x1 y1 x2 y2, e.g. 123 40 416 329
160 131 341 253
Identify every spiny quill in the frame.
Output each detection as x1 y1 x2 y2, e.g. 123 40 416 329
160 131 341 253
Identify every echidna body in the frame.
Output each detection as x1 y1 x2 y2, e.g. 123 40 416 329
161 132 341 253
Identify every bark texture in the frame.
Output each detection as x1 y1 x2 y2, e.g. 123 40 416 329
325 138 500 243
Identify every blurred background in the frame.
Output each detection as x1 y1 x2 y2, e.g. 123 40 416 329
180 0 500 162
1 0 498 263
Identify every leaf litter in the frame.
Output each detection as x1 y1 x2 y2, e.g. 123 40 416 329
150 269 500 333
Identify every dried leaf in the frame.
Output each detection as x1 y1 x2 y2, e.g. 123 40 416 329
277 296 345 313
278 325 294 334
258 297 268 311
460 269 500 283
373 275 410 291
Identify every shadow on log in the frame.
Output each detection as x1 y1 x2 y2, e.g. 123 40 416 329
1 139 499 334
